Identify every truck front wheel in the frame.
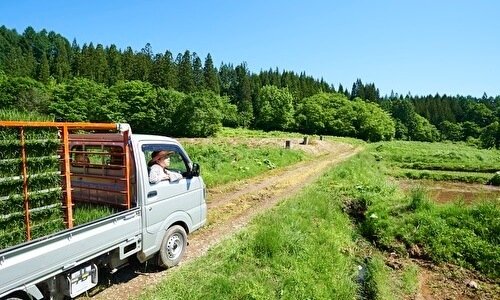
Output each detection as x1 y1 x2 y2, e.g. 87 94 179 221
159 225 187 268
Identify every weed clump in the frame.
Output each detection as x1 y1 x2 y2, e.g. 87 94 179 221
407 186 432 211
488 171 500 186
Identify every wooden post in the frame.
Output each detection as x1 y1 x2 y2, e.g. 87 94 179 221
285 140 292 149
303 136 309 145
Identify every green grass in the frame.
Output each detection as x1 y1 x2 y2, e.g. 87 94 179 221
217 126 366 146
363 256 419 300
73 203 115 226
184 141 310 188
140 160 362 300
401 262 419 295
216 127 309 138
390 168 494 184
0 109 54 122
371 141 500 183
364 256 399 300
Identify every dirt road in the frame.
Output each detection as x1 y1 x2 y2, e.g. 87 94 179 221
81 138 360 300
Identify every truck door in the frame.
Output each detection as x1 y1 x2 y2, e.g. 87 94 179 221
141 143 204 235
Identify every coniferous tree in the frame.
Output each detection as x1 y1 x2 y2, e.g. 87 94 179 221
49 33 71 82
203 53 219 94
20 27 36 55
351 78 365 100
150 53 165 87
259 70 271 87
93 44 108 83
70 38 82 77
299 72 312 99
234 62 253 127
5 24 500 141
281 70 301 103
3 46 26 76
270 67 281 87
163 50 177 89
149 50 177 89
35 29 51 62
37 52 50 83
192 52 204 92
219 62 236 99
364 83 380 103
106 44 123 86
177 50 195 93
80 43 95 80
391 99 417 140
338 83 344 95
0 27 19 73
133 43 153 82
121 47 135 80
23 47 37 78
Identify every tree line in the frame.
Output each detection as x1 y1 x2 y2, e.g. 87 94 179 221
0 26 499 147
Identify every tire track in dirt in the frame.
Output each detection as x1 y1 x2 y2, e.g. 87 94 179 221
81 141 361 300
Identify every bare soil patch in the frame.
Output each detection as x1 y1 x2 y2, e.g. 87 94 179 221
409 259 500 300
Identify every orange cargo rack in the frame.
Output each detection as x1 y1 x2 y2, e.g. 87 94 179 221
0 121 131 241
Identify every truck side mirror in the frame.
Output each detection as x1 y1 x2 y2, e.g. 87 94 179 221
191 163 200 176
183 163 200 178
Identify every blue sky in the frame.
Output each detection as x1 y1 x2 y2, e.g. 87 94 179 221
1 0 498 98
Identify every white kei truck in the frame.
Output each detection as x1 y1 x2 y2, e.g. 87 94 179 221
0 121 207 299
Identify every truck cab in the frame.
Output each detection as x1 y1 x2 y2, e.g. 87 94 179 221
133 134 206 265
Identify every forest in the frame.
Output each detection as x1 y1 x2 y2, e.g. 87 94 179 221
0 25 499 147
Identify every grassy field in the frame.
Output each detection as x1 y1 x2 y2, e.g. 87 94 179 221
184 141 310 188
370 141 500 183
184 127 364 188
136 137 499 299
343 147 499 280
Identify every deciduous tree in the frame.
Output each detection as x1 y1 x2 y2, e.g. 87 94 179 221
254 85 294 131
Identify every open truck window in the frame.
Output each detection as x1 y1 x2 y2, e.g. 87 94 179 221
142 145 189 182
